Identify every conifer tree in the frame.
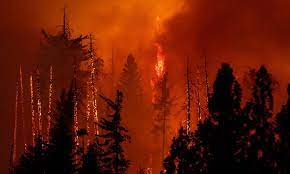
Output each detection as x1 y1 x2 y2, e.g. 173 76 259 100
152 71 172 163
98 90 131 174
46 87 76 174
119 54 142 100
13 136 48 174
275 84 290 174
241 66 276 174
40 10 87 94
205 63 242 173
79 142 104 174
118 54 144 134
118 54 147 172
163 127 195 174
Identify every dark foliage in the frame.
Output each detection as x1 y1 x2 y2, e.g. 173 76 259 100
46 87 76 174
13 135 48 174
97 90 131 174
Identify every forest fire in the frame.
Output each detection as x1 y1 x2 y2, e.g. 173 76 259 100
154 43 166 79
5 1 290 174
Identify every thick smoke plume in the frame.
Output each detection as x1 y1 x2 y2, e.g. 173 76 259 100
160 0 290 80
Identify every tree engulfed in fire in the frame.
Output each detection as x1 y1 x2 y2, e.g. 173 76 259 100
151 42 167 104
151 41 172 167
154 43 166 78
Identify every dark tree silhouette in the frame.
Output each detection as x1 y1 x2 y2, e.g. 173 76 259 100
13 135 48 174
40 10 87 95
205 63 242 173
98 90 131 174
79 141 104 174
239 66 276 174
46 87 76 174
118 54 144 128
118 54 149 172
163 127 198 174
276 84 290 174
119 54 142 100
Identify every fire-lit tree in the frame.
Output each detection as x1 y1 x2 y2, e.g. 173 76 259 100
238 66 276 174
97 90 131 174
118 54 143 123
79 142 104 174
118 54 149 172
46 86 76 174
206 63 242 173
40 8 87 93
151 43 172 161
13 136 48 174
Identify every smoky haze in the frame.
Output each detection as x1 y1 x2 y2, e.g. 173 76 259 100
2 0 290 173
160 0 290 79
0 0 181 173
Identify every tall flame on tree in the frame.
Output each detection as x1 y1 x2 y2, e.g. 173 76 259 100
47 65 53 141
89 34 99 136
29 74 36 145
152 43 171 163
185 58 192 134
36 67 42 135
19 67 26 149
12 77 19 166
151 16 171 162
86 81 91 142
73 62 79 146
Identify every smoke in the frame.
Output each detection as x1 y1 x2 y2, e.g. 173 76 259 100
0 0 182 173
159 0 290 77
3 0 290 173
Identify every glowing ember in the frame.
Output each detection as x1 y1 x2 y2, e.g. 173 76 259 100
29 75 35 145
47 65 53 141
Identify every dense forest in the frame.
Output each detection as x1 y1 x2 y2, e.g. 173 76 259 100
11 62 290 174
8 9 290 174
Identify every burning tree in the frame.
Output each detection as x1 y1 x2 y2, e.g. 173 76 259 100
151 43 172 161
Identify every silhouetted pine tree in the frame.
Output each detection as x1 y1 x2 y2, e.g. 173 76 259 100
163 127 189 174
98 90 131 174
13 135 48 174
46 87 76 174
163 126 205 174
40 10 87 95
275 84 290 174
118 54 148 172
79 141 104 174
240 66 276 174
205 63 242 173
118 54 143 123
119 54 142 99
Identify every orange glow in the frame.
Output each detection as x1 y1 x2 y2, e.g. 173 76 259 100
154 43 166 78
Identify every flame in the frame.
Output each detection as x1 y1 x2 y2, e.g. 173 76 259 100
29 75 35 145
19 67 26 149
13 79 18 164
151 42 166 104
36 67 42 135
154 43 166 78
47 65 53 141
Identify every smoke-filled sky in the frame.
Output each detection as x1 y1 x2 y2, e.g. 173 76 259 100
2 0 290 173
